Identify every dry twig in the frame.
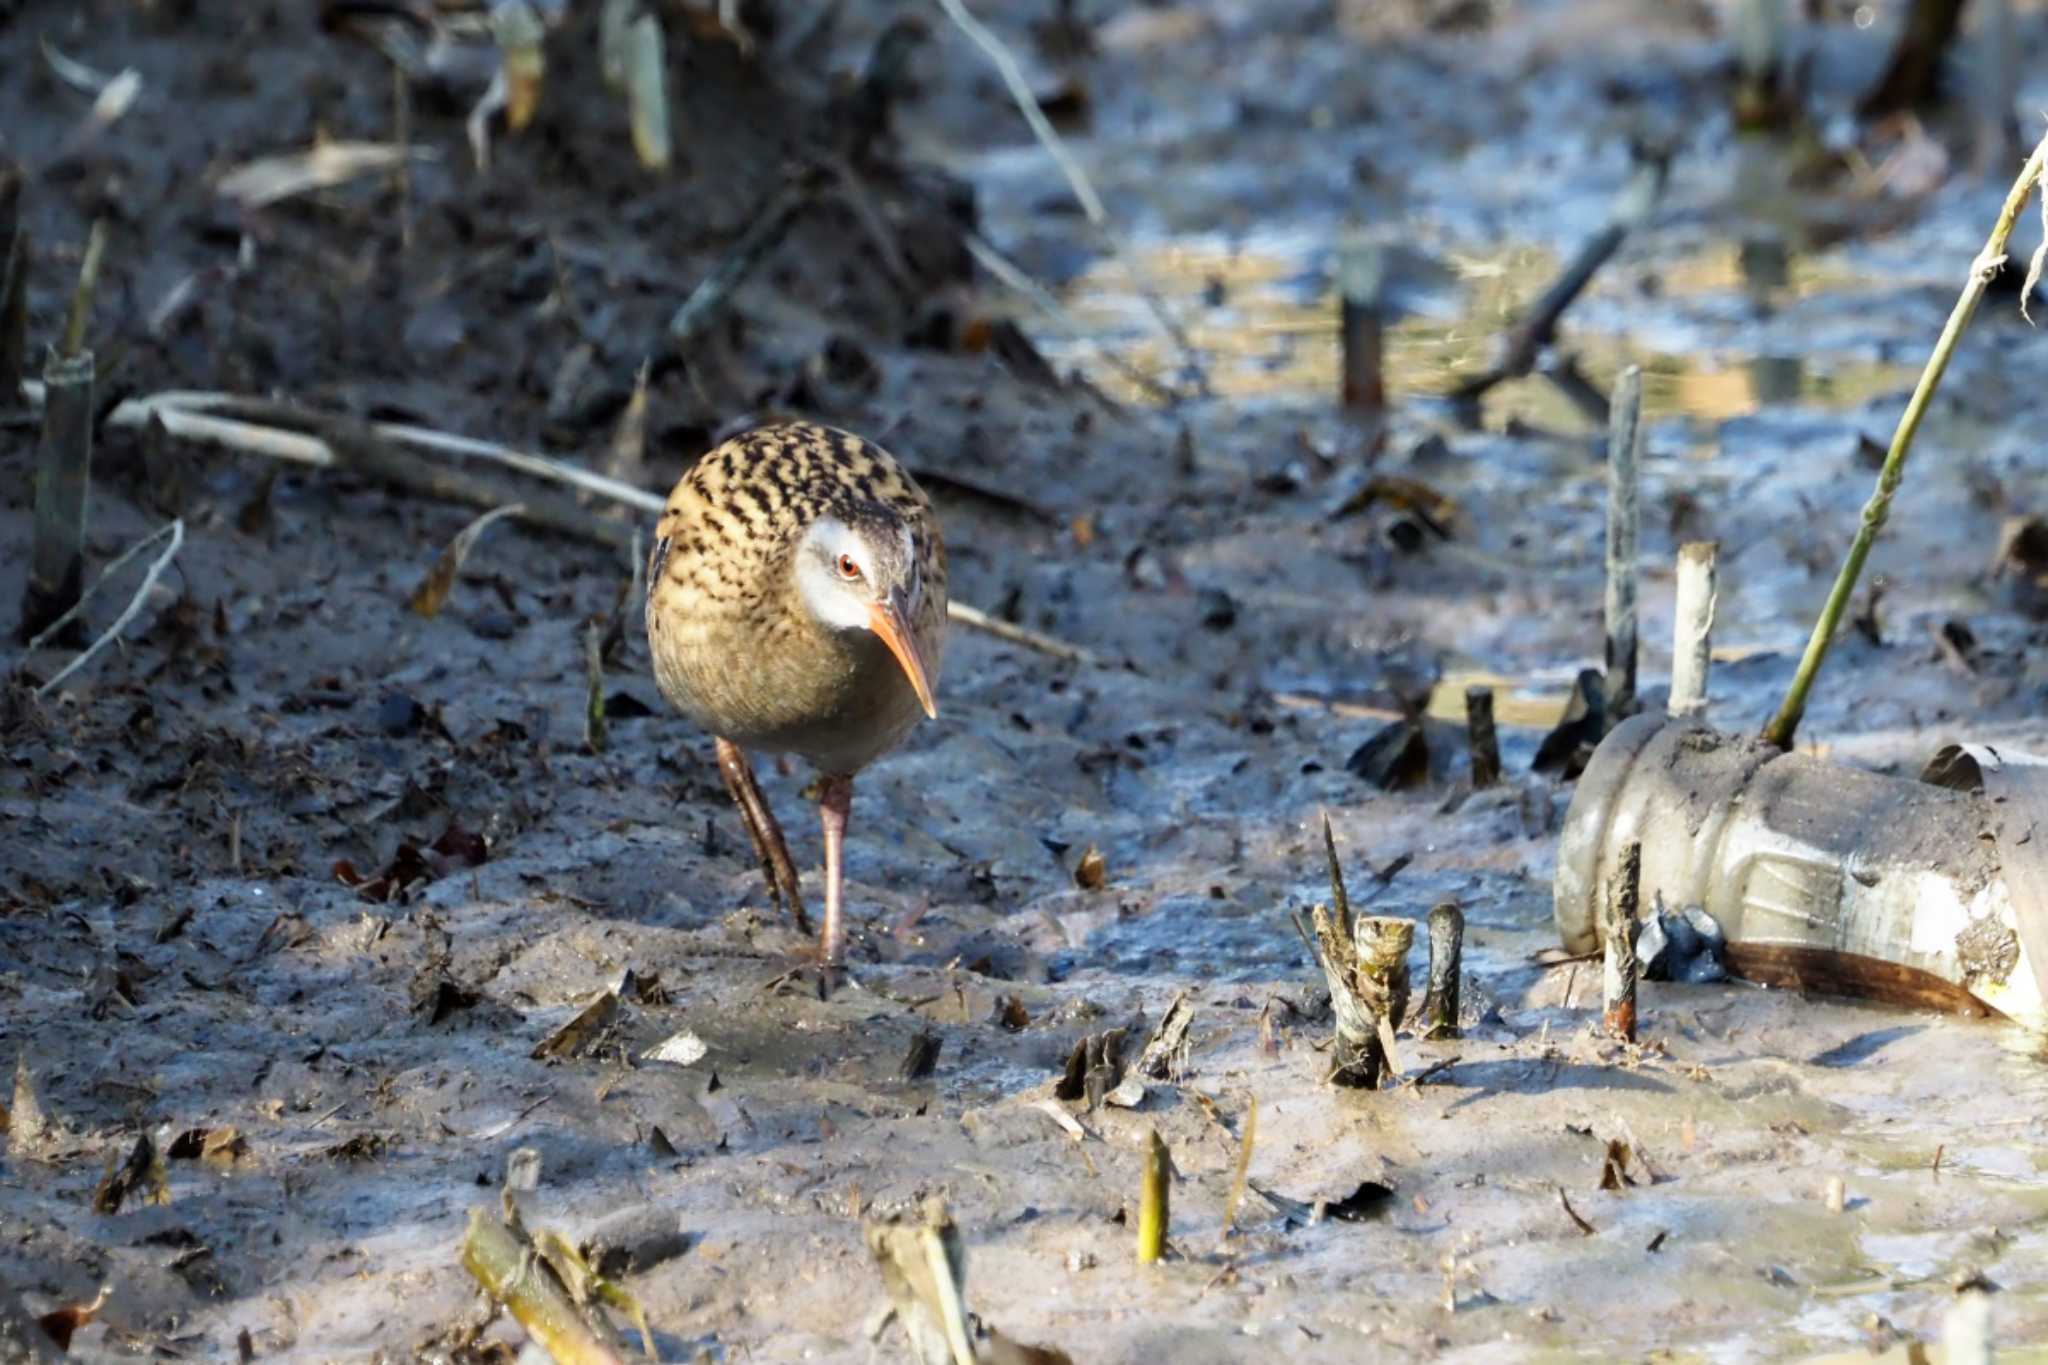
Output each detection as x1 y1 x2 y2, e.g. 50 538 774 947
33 519 184 698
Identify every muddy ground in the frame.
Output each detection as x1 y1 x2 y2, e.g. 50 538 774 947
7 1 2048 1360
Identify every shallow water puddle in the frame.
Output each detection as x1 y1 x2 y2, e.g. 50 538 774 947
1023 230 1921 425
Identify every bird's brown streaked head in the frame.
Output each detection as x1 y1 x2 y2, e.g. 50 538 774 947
792 502 940 719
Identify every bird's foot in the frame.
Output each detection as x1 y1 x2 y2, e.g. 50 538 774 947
759 941 862 1001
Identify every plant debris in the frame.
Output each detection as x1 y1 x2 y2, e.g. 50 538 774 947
167 1126 248 1167
410 503 525 618
1135 991 1194 1082
532 988 621 1061
1345 716 1429 790
34 1286 109 1354
333 819 490 904
93 1132 170 1214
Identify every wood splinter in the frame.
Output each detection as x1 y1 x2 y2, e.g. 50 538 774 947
1602 841 1642 1042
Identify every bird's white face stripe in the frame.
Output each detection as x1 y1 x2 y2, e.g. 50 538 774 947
794 516 872 631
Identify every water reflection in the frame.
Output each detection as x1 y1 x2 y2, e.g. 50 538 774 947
1024 234 1918 426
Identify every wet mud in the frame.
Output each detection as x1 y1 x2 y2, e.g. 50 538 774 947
6 1 2048 1360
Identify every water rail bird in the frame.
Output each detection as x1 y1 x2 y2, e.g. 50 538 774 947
644 421 947 983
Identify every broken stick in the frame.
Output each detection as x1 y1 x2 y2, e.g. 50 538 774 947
1602 841 1642 1042
664 172 820 351
1450 142 1669 408
17 384 1108 666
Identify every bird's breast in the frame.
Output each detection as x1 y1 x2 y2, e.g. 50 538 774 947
646 603 932 776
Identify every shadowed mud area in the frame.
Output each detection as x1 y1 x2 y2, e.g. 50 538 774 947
6 1 2048 1360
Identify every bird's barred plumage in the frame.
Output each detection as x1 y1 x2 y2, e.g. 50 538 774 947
644 421 948 777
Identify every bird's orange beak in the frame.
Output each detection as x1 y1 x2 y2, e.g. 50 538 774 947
867 598 938 720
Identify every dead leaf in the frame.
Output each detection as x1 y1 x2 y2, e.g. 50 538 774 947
1330 473 1460 538
410 504 525 618
1599 1139 1634 1191
93 1133 170 1214
323 1132 392 1162
901 1028 942 1081
494 1 546 133
531 989 619 1061
167 1126 248 1167
10 1053 51 1155
620 13 672 170
216 141 427 208
605 362 651 484
35 1285 109 1352
335 819 490 903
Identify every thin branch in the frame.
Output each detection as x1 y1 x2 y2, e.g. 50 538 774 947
962 230 1178 404
931 0 1205 396
17 384 1107 666
35 519 184 697
944 601 1103 667
23 518 178 653
1764 124 2048 749
1451 144 1670 406
930 0 1103 223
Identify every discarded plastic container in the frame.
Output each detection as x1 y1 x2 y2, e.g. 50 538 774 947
1554 712 2048 1030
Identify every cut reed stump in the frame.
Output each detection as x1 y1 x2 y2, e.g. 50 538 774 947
1465 685 1499 788
1422 902 1465 1039
1602 841 1643 1042
0 162 25 401
1338 235 1385 417
1306 816 1413 1088
1603 365 1643 724
1669 540 1718 717
19 221 107 646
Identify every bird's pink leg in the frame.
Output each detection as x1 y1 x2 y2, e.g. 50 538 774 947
818 775 856 968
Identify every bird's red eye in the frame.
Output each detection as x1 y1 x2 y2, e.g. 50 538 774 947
837 553 862 579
